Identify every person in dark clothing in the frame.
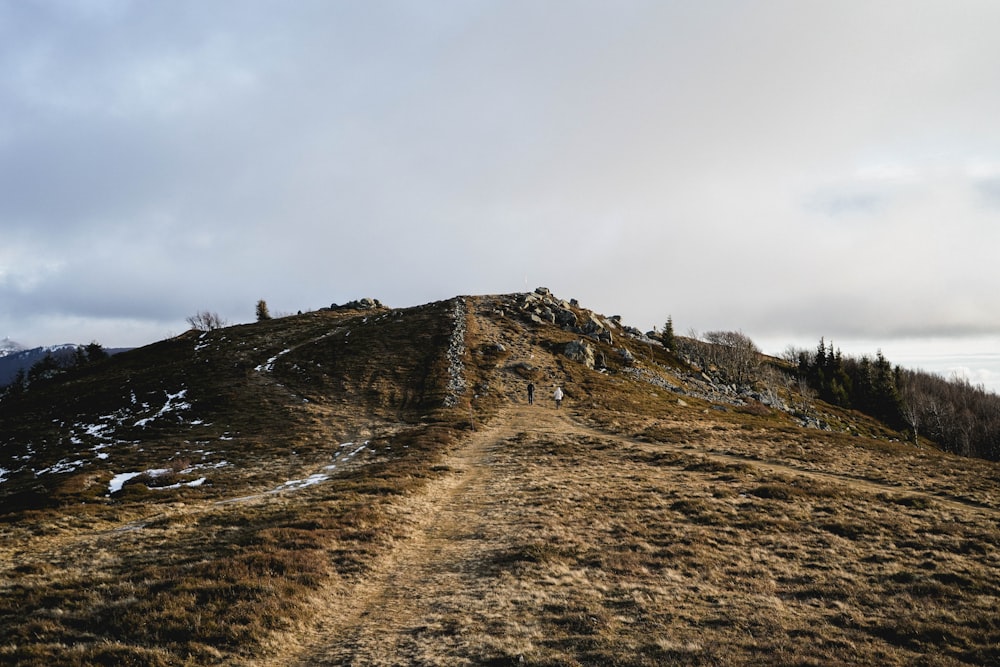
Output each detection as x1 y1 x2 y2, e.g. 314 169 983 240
527 382 535 405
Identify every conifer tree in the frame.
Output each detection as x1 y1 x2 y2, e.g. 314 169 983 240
256 299 272 321
85 341 107 362
661 315 675 350
815 337 827 366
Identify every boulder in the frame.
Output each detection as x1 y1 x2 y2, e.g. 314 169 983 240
553 307 578 327
564 339 596 369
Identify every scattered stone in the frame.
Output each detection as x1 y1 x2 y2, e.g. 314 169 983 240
443 299 467 407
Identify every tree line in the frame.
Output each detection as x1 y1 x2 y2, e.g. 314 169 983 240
0 342 108 400
790 338 1000 461
669 323 1000 461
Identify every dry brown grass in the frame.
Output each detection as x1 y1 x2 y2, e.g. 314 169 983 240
262 401 998 666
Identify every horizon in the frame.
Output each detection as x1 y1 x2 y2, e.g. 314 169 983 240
6 292 999 396
2 2 998 395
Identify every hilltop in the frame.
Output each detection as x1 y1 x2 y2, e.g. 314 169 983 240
1 291 998 666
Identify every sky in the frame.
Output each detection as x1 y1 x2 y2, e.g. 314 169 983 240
1 1 999 392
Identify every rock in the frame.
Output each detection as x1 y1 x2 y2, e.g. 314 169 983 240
339 298 383 310
563 339 595 369
553 307 577 327
582 314 614 345
619 347 635 364
534 286 552 297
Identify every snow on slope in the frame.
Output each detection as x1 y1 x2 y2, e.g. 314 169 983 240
0 337 26 357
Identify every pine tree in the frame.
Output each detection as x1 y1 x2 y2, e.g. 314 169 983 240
256 299 272 321
85 341 107 362
872 350 902 424
815 337 827 369
661 315 675 350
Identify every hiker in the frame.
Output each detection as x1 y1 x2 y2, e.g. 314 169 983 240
527 382 535 405
553 386 564 409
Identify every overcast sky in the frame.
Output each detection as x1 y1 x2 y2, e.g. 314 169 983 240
2 1 999 390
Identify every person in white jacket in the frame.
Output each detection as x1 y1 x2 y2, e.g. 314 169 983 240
553 386 564 409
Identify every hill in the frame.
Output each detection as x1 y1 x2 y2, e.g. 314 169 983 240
1 292 998 666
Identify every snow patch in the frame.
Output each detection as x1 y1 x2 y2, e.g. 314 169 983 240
270 442 370 494
109 472 144 494
255 349 292 373
152 477 207 490
134 389 191 427
107 467 212 495
36 459 87 475
186 460 229 472
277 473 329 491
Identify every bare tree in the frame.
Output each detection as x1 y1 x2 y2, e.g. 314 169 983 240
186 311 227 331
703 330 762 387
898 370 924 446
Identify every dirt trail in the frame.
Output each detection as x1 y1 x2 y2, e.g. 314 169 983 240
282 405 548 666
273 399 997 665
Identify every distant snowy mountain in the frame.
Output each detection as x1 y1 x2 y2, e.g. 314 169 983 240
0 338 26 357
0 343 130 387
0 344 74 386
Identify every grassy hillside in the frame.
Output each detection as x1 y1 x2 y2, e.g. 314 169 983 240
1 293 998 666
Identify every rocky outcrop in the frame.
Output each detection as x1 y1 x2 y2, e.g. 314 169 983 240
330 298 384 311
493 290 850 434
563 339 595 369
516 288 619 346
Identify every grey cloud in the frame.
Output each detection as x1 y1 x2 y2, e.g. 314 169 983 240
1 1 1000 362
975 179 1000 205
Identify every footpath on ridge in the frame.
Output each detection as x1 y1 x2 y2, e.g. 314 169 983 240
281 403 554 665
